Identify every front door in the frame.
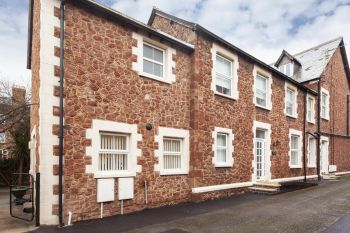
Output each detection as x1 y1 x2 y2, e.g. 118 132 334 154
255 130 266 181
320 140 329 174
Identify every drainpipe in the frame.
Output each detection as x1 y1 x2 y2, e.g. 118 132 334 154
317 79 321 181
347 95 349 136
303 92 307 182
58 0 66 227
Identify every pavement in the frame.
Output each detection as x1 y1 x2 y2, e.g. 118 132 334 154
30 175 350 233
0 187 37 233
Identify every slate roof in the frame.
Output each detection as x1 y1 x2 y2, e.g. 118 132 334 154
292 37 343 83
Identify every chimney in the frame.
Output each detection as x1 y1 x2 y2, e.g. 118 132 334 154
12 86 26 104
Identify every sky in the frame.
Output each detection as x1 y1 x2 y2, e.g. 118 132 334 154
0 0 350 85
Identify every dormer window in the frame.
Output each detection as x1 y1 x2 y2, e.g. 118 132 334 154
279 63 294 77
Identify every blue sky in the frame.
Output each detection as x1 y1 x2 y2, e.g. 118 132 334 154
0 0 349 85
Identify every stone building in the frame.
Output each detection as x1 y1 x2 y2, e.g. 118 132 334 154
26 0 350 225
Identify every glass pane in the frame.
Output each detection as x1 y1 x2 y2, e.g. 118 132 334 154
153 63 163 77
216 74 231 95
291 135 298 149
153 48 163 63
287 89 294 102
286 63 291 76
286 102 293 115
256 89 266 106
216 55 231 77
291 151 298 165
217 134 227 147
143 44 153 60
256 130 265 139
100 134 126 150
143 59 154 74
217 148 227 163
164 139 181 153
256 75 267 91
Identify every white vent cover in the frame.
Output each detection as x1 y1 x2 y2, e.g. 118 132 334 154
97 178 115 203
118 177 134 200
329 165 337 172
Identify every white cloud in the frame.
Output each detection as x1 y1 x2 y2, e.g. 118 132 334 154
109 0 350 64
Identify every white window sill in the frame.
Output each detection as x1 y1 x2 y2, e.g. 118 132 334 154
307 120 315 124
215 162 233 168
289 164 302 169
307 165 316 168
160 170 189 176
214 92 238 101
286 113 297 119
255 104 271 111
94 171 136 178
321 116 329 121
139 71 172 84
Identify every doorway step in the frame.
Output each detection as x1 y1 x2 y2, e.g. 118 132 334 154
322 173 340 180
248 181 281 195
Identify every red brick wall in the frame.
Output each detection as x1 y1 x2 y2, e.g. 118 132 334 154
63 2 193 222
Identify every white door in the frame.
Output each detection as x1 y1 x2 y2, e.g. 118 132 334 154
255 130 266 181
320 140 329 174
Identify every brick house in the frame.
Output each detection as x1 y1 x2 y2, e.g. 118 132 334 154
26 0 350 225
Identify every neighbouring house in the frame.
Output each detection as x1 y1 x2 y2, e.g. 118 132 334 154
0 86 26 160
26 0 350 226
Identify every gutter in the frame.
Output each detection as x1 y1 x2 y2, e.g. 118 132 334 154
347 95 350 136
303 93 307 182
317 79 321 181
58 0 66 227
26 0 34 69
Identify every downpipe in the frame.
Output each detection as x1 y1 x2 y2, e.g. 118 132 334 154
58 0 66 227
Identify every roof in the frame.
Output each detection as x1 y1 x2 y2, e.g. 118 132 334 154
26 0 194 70
292 37 343 83
274 50 302 67
148 8 317 95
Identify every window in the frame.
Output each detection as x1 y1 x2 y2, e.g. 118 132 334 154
0 133 5 143
308 137 316 167
215 55 233 96
99 133 129 172
285 83 298 118
291 135 300 166
163 138 182 170
279 63 294 77
213 127 234 167
307 96 315 123
155 127 190 175
216 133 228 163
0 149 8 159
286 88 295 116
211 43 239 100
321 88 329 120
289 129 302 168
256 74 268 108
143 43 164 78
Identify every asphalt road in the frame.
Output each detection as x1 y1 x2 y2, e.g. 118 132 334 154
31 175 350 233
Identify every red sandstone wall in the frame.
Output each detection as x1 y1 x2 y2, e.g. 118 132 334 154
63 2 193 222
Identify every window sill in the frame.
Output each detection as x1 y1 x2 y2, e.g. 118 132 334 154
307 120 315 124
289 165 302 169
160 170 189 176
286 114 297 119
139 71 172 84
94 171 136 178
214 92 238 101
255 104 271 111
307 165 316 168
214 163 233 168
321 116 329 121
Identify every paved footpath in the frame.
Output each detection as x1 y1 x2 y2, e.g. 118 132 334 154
28 175 350 233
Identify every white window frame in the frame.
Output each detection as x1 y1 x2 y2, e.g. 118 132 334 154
284 83 298 118
0 149 8 159
211 43 239 100
142 42 165 79
307 135 316 168
321 87 330 120
289 129 303 168
279 63 294 77
86 120 142 178
98 132 130 172
307 94 315 124
155 127 189 175
253 65 272 110
132 32 176 84
212 127 234 167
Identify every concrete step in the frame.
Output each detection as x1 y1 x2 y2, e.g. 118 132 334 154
256 181 281 188
323 174 340 180
248 186 280 195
